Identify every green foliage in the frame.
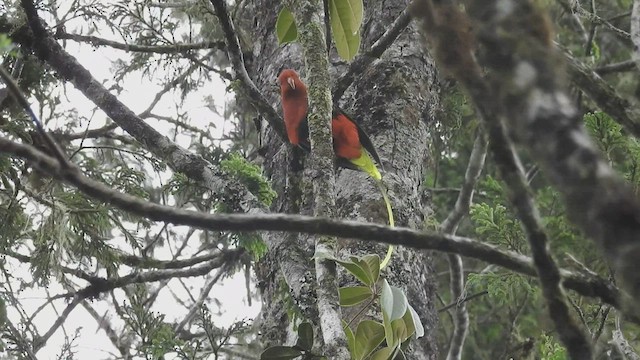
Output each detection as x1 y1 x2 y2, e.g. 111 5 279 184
234 232 268 259
122 285 183 359
221 152 276 206
276 9 298 44
261 322 324 359
327 0 362 60
584 112 640 191
275 0 363 61
262 254 423 359
467 272 537 306
0 34 14 54
470 201 526 252
112 167 149 199
538 334 568 360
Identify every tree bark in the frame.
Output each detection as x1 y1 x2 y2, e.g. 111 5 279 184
243 0 440 357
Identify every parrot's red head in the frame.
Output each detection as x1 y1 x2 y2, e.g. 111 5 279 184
278 69 308 146
278 69 307 96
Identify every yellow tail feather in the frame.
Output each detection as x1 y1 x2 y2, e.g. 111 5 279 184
349 151 381 180
377 179 394 269
350 151 394 269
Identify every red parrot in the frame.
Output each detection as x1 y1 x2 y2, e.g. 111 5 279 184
278 68 394 269
278 69 383 179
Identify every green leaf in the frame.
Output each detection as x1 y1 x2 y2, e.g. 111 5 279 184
383 310 393 350
380 279 408 321
405 304 424 339
328 0 362 60
260 346 303 359
343 320 356 354
335 257 373 286
295 322 314 351
339 286 373 306
391 317 409 343
276 8 298 44
354 320 385 360
330 0 362 34
369 346 395 360
361 254 381 284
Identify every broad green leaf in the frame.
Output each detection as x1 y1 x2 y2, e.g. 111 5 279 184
343 320 356 354
295 322 313 351
354 320 385 360
380 279 408 321
330 0 362 35
276 8 298 44
360 254 381 284
404 304 424 339
336 258 373 286
401 307 415 339
383 310 393 350
260 345 303 359
370 346 395 360
328 0 361 60
339 286 373 306
391 317 409 343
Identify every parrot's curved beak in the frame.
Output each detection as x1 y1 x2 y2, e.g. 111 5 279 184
287 77 296 90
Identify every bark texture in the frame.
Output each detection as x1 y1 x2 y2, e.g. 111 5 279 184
244 0 440 357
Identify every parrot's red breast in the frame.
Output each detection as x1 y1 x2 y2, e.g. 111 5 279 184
278 69 308 147
331 112 362 160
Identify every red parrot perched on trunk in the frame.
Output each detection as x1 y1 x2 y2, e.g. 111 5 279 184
278 68 394 268
278 69 383 179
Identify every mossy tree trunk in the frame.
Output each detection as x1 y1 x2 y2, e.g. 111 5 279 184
242 0 441 357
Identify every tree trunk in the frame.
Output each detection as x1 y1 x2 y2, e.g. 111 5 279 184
243 0 440 357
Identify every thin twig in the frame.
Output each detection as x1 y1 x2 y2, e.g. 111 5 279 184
438 291 489 313
174 263 230 332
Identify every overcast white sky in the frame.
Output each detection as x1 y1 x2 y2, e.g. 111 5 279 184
6 3 262 359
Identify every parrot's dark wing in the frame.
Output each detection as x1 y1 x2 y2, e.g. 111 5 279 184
298 115 311 152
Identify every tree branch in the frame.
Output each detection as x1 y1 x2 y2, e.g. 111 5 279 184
595 60 637 74
564 50 640 139
0 136 627 313
440 132 488 360
208 0 288 143
486 118 592 358
54 32 226 54
631 0 640 70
